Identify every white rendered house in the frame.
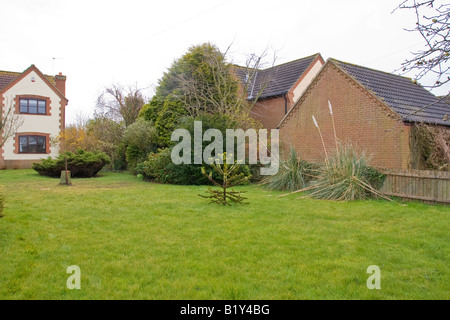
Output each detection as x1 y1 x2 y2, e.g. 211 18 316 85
0 65 68 169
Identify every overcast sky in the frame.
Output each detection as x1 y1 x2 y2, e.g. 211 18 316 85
2 0 448 124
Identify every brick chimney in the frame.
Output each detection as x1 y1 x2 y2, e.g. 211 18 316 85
54 72 66 96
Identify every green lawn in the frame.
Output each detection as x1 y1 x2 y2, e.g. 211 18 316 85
0 169 448 299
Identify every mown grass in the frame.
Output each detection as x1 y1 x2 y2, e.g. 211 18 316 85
0 169 448 299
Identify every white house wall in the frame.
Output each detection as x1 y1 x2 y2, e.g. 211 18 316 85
292 59 324 103
2 70 61 160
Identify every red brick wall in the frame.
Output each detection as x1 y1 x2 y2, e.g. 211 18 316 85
279 62 412 169
2 159 41 169
251 96 293 129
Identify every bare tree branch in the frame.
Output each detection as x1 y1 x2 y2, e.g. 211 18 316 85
394 0 450 88
172 45 277 129
96 83 147 127
1 99 24 149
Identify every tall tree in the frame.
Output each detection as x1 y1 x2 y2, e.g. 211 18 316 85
139 42 274 146
140 43 237 146
96 83 146 127
394 0 450 88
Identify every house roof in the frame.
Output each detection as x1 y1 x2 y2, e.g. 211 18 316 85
0 71 21 91
333 59 450 127
0 65 65 101
235 53 323 100
0 67 57 92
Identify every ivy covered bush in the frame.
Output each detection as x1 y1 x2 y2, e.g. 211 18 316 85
32 149 110 178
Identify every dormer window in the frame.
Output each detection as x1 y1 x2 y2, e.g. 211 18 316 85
19 98 47 114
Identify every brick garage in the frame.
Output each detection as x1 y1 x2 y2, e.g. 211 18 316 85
234 53 324 129
279 59 450 169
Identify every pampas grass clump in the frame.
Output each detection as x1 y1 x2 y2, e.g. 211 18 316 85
308 143 385 201
261 146 317 192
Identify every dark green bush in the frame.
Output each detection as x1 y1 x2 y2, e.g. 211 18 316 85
141 148 206 185
139 97 188 148
140 148 251 185
114 143 128 171
139 113 251 185
121 118 159 172
141 148 177 183
32 149 110 178
362 166 386 191
125 144 142 172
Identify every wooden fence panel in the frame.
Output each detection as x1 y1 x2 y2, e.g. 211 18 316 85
378 168 450 204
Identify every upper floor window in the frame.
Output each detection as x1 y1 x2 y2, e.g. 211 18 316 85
19 98 47 114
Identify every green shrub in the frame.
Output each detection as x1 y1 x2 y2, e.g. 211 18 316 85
140 148 251 185
32 149 110 178
141 148 177 183
307 143 386 201
141 148 205 185
139 113 251 185
260 146 318 191
114 143 128 171
125 144 142 171
362 165 387 191
139 97 188 148
121 118 159 172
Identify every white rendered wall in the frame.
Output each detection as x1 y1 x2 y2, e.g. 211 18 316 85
2 70 61 160
292 59 324 103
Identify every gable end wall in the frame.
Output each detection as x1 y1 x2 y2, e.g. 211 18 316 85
1 69 64 169
250 57 325 130
279 62 412 169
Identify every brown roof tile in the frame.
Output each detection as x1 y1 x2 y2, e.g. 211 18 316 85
235 53 322 100
0 68 56 92
334 59 450 127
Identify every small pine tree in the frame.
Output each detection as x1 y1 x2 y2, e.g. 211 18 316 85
199 152 252 205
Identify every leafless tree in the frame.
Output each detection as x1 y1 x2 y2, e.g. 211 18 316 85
237 48 279 106
394 0 450 88
96 83 146 127
1 99 23 149
238 49 279 125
